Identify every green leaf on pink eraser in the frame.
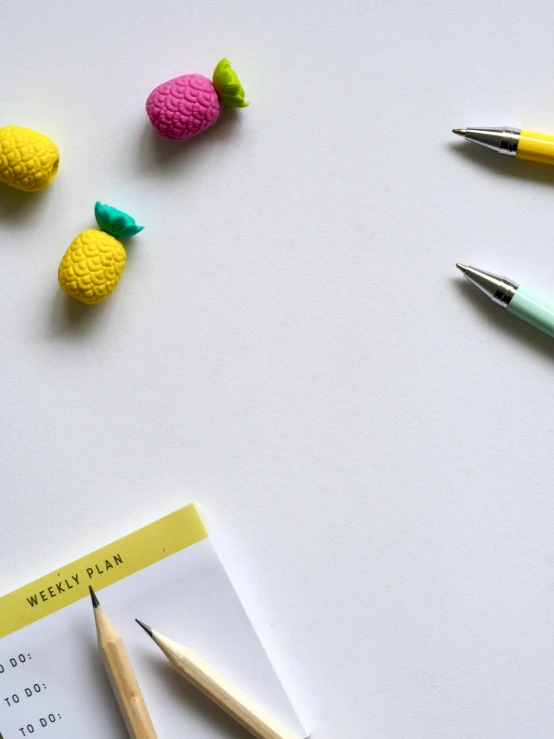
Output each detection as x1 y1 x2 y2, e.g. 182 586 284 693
212 58 250 108
94 202 144 240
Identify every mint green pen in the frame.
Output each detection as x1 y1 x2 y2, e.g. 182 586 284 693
457 263 554 337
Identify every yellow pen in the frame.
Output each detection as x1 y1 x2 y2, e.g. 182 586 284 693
453 126 554 165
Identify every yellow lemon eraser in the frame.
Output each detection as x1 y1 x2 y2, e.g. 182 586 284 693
0 125 59 192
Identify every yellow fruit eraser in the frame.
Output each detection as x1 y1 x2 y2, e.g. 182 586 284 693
58 203 144 305
0 125 59 192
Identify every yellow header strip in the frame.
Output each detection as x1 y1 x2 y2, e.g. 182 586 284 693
0 504 208 639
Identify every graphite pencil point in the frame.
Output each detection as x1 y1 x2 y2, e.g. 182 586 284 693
135 619 154 638
89 586 100 609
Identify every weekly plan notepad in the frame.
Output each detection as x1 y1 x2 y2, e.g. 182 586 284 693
0 505 306 738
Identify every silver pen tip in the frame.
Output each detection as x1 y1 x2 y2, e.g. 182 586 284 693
452 128 467 137
456 263 468 273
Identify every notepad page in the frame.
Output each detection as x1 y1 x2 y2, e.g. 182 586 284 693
0 505 307 739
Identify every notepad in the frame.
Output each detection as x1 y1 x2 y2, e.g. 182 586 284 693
0 505 307 738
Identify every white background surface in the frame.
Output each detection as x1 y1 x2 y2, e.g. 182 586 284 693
2 1 554 737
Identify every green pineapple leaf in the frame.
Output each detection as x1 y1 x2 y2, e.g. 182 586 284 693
212 58 250 108
94 202 144 240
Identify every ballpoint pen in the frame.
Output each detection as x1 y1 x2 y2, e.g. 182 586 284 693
456 264 554 338
452 126 554 166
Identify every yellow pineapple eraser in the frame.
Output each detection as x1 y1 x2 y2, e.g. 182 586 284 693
0 125 59 192
58 203 144 305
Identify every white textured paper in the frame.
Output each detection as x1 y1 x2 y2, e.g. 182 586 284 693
3 0 554 737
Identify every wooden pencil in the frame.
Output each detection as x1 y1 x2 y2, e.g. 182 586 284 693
135 619 298 739
89 588 158 739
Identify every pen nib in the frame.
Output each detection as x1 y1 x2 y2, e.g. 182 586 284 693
456 263 468 274
135 619 154 639
452 128 467 137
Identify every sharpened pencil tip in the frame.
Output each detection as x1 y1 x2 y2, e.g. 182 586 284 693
89 586 100 609
456 263 468 273
135 619 154 638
